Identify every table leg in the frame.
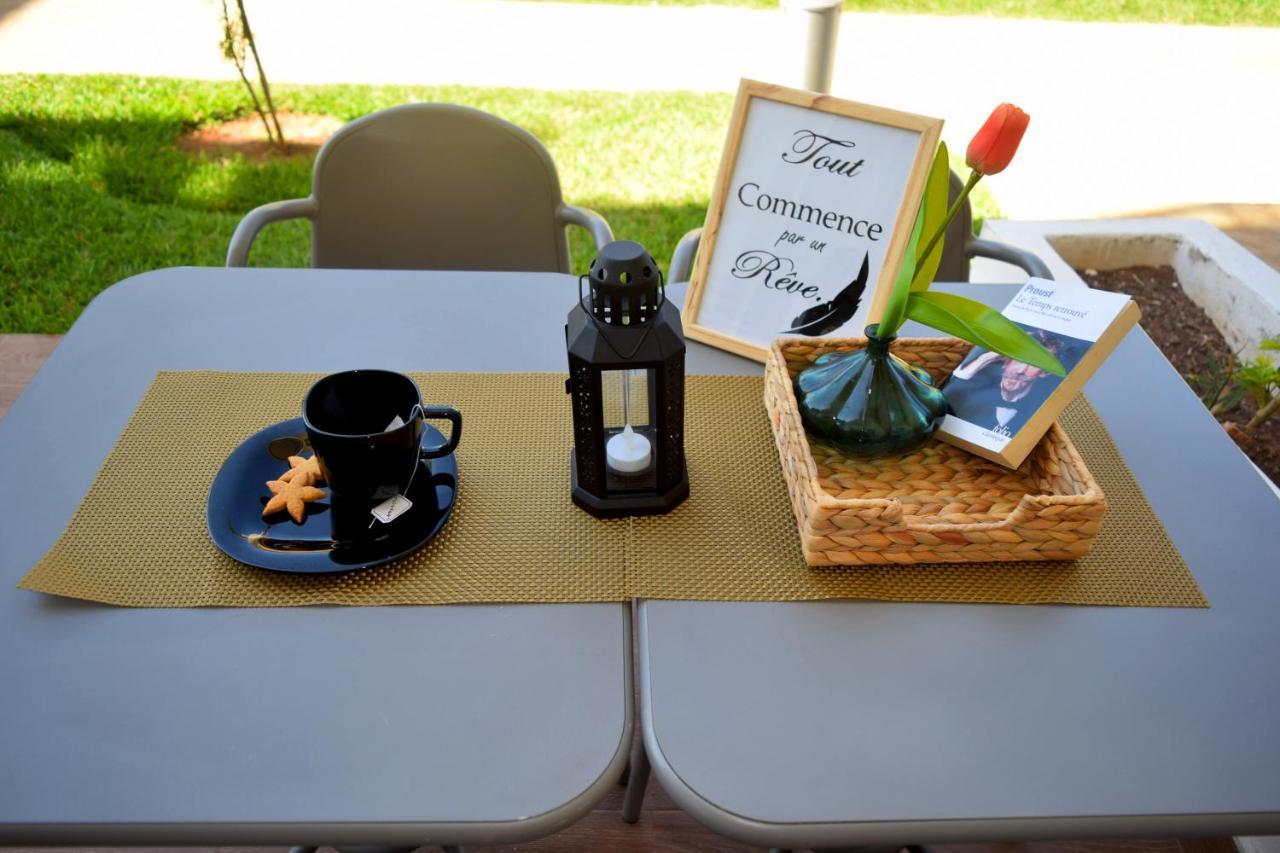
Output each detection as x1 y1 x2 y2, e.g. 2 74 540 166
621 735 651 823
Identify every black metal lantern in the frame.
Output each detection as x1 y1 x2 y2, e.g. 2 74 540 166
565 240 688 518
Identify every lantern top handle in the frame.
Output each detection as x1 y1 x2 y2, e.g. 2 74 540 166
579 240 665 327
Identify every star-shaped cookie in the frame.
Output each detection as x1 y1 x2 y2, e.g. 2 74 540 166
263 478 326 523
279 454 324 487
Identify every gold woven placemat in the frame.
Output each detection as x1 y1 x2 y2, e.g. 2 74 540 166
18 371 1207 608
19 372 627 607
632 381 1208 607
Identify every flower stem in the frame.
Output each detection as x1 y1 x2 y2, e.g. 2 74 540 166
1246 394 1280 431
913 170 983 281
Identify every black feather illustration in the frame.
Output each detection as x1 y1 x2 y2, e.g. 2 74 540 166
781 253 870 337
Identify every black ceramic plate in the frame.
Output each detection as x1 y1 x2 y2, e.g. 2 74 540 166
206 418 458 573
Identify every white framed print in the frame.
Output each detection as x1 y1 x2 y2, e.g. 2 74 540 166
683 80 944 362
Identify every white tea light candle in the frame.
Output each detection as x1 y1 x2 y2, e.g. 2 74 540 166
606 425 652 473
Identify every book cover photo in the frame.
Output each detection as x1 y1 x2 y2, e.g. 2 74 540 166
936 278 1141 468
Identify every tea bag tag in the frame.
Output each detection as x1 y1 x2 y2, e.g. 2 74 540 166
385 415 406 431
371 493 413 524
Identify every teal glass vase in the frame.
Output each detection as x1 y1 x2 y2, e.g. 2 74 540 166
794 326 948 458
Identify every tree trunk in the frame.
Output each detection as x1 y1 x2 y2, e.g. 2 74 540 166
221 0 275 145
236 0 285 148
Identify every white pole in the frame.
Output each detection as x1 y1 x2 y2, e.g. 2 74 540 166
780 0 843 94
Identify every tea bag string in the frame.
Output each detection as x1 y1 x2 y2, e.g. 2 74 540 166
367 403 426 529
402 403 426 492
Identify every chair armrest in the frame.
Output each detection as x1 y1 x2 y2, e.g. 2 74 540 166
668 228 703 283
225 198 319 267
967 237 1053 281
558 203 614 255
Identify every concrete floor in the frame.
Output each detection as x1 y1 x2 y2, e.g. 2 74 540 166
2 0 1279 222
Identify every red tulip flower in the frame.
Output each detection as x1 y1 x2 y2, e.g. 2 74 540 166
904 103 1032 313
966 103 1030 176
880 101 1058 374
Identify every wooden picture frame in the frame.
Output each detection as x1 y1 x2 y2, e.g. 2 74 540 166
683 79 944 362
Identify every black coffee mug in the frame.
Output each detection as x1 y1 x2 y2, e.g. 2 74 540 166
302 370 461 508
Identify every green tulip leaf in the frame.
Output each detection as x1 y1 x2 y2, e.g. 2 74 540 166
875 199 925 338
911 142 950 292
905 290 1066 376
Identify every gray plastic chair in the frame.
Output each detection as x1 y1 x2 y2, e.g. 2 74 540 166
226 103 612 271
668 171 1052 285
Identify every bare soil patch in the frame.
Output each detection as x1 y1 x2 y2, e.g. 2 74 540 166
1078 265 1279 483
178 112 343 160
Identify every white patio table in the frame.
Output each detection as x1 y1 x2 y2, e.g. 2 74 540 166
0 266 698 849
629 283 1280 851
5 268 1277 851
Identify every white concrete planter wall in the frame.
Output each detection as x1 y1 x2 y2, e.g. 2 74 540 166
974 218 1280 359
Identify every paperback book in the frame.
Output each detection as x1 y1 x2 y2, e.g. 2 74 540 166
936 278 1140 468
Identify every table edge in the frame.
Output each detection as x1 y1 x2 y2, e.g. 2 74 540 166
0 605 633 846
636 602 1280 846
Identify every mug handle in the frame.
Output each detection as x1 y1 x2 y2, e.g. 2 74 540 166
419 406 462 460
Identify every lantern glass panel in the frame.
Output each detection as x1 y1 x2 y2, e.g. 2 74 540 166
601 368 652 430
601 367 657 485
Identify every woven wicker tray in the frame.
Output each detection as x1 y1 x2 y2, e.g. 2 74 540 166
764 337 1106 566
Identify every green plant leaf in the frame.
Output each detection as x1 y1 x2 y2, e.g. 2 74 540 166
1234 354 1280 407
905 290 1066 376
875 200 925 338
911 142 950 291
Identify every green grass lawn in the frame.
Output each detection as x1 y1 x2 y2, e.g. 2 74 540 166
0 74 1000 334
524 0 1277 26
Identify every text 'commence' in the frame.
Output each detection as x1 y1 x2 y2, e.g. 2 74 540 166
737 182 883 241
